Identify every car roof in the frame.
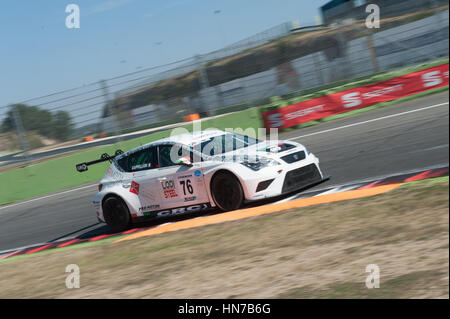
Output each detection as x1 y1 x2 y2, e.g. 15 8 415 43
158 129 226 145
115 129 227 160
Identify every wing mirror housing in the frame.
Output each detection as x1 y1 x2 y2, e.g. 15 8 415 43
176 157 193 167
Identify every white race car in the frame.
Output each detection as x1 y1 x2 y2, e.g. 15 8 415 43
76 130 326 231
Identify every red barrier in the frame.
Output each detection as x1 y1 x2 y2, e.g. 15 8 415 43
262 63 449 130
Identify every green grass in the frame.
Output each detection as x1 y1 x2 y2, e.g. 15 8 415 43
0 59 447 206
401 176 449 188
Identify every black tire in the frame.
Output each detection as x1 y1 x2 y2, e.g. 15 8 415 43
211 171 244 211
102 196 131 232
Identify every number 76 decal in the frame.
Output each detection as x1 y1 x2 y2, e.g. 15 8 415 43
179 179 194 195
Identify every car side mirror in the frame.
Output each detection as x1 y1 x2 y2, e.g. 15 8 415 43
176 157 193 167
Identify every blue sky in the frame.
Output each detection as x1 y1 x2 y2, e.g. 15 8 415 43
0 0 329 120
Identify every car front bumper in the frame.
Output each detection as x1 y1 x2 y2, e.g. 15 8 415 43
241 153 324 201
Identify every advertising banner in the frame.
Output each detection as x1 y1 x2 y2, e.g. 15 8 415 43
262 63 449 129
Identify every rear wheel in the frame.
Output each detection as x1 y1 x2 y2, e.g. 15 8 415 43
211 172 244 211
102 196 131 232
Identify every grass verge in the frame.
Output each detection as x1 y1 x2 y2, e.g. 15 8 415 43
0 178 447 298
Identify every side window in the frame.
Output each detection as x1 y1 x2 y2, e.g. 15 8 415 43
201 135 225 156
158 144 192 168
120 147 158 172
116 156 128 172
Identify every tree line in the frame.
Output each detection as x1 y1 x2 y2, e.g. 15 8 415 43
1 104 74 141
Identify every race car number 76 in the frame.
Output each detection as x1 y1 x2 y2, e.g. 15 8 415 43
180 179 193 195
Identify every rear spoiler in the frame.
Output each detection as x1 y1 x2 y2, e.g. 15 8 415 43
75 149 124 172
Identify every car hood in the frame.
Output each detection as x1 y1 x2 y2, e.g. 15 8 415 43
210 140 306 163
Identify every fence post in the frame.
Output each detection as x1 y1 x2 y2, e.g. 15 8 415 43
312 52 325 86
430 0 445 59
196 54 212 116
100 80 121 143
337 23 353 80
11 104 31 167
366 32 379 74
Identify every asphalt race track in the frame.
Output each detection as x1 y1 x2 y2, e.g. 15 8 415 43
0 92 448 253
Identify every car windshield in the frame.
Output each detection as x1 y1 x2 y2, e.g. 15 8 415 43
195 134 258 156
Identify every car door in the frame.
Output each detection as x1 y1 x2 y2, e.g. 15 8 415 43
121 146 162 216
155 143 209 212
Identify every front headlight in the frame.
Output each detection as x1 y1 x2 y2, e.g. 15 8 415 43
241 157 280 171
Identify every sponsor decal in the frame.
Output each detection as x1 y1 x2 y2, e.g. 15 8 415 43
161 180 175 189
139 204 160 212
110 170 124 181
341 92 361 108
131 163 152 170
129 181 140 195
178 174 192 179
161 179 178 198
164 189 178 198
156 203 211 217
184 196 197 202
258 142 284 153
422 70 445 87
194 170 202 177
342 85 404 108
267 113 284 128
104 165 125 180
285 104 324 120
262 63 449 129
268 146 281 153
361 84 403 99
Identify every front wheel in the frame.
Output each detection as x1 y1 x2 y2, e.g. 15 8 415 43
102 196 131 232
211 172 244 211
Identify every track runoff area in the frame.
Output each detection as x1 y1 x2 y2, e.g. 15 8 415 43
0 91 448 260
